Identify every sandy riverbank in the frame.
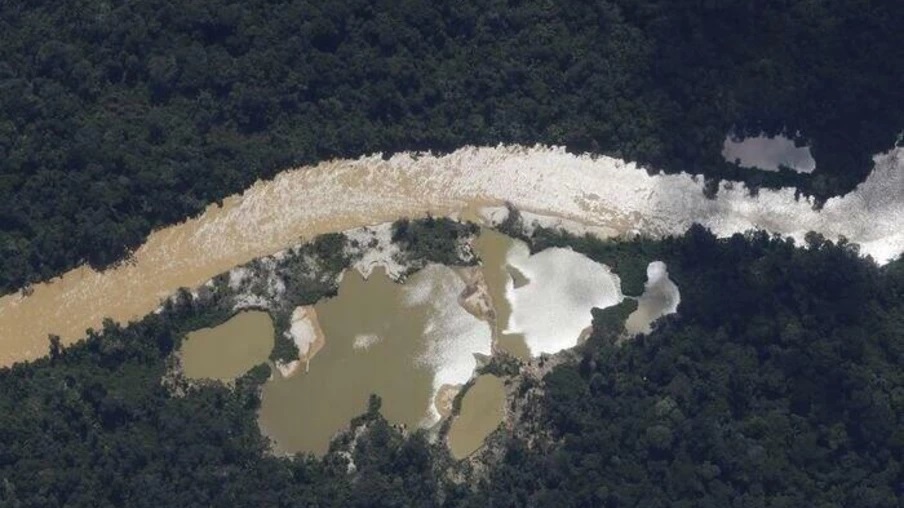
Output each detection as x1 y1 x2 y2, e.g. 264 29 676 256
1 144 901 366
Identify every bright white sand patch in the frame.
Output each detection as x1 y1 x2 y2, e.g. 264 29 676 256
353 333 381 350
722 134 816 173
625 261 681 335
286 306 319 356
232 294 269 311
403 265 493 422
345 223 406 279
504 241 624 355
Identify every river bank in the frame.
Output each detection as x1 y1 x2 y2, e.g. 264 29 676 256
2 144 901 366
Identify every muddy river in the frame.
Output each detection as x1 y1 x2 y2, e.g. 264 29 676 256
1 145 901 367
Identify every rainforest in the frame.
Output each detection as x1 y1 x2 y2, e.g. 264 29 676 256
1 1 902 507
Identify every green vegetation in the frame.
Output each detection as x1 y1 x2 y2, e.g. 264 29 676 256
588 299 638 341
473 227 904 507
267 313 300 364
0 285 439 507
392 217 478 269
266 233 351 363
476 354 522 378
1 0 901 292
3 226 902 506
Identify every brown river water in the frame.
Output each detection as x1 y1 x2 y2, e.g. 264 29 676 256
5 143 891 366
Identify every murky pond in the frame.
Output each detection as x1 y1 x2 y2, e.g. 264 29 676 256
625 261 681 335
180 310 275 381
447 374 506 459
722 133 815 173
258 266 491 456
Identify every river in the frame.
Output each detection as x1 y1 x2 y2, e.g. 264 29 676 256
1 145 901 366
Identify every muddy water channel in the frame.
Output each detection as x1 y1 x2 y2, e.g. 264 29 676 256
258 266 491 456
180 310 274 381
473 230 530 359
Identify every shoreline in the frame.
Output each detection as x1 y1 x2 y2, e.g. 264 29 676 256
1 144 902 366
276 306 327 378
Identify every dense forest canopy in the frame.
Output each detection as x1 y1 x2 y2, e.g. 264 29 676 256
1 0 902 292
474 226 904 507
1 226 902 506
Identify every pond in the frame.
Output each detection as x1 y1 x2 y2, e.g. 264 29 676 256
625 261 681 335
503 239 624 356
258 266 492 456
447 374 506 459
179 310 274 381
722 133 815 173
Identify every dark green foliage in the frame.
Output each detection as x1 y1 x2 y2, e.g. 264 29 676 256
530 227 663 296
588 299 637 342
477 228 904 507
347 424 442 507
268 233 350 362
0 287 436 507
276 233 351 309
392 217 478 267
2 227 904 506
268 318 300 364
2 0 901 293
476 354 522 378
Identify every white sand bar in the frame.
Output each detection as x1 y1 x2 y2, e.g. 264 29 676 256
405 265 493 422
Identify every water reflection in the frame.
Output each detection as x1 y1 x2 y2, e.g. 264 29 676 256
722 134 815 173
625 261 680 335
258 265 491 456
